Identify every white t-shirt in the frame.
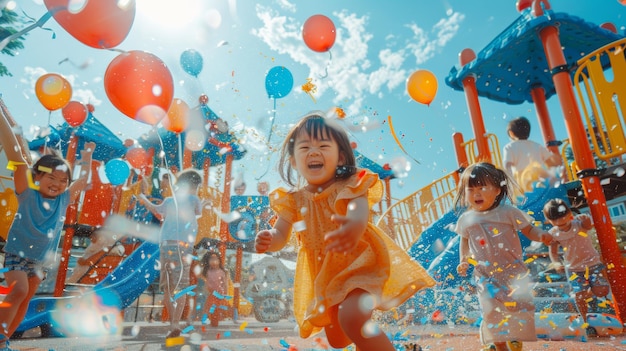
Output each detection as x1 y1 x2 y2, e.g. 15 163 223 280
503 139 553 176
548 216 602 271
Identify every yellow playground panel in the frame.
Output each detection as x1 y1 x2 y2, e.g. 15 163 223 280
574 37 626 166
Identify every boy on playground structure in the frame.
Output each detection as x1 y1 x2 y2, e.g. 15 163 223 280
502 116 562 192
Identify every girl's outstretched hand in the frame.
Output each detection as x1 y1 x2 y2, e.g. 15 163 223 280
255 230 273 253
324 214 366 253
457 262 470 277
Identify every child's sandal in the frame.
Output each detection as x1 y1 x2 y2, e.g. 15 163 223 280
507 340 523 351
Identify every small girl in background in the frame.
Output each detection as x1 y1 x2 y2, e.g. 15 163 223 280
543 198 611 320
255 112 435 351
454 162 552 351
200 251 228 327
0 110 94 351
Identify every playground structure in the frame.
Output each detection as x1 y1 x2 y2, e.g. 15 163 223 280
376 0 626 327
2 0 626 338
0 90 398 334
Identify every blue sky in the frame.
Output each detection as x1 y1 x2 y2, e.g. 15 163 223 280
1 0 625 199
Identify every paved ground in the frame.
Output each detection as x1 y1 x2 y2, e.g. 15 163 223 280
6 317 626 351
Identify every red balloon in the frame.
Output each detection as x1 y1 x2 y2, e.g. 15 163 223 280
104 50 174 125
302 14 336 52
43 0 135 49
61 101 87 127
126 147 151 170
86 103 95 113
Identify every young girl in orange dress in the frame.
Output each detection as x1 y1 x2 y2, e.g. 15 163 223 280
254 112 435 351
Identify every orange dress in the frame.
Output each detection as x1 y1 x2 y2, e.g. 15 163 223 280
271 170 435 337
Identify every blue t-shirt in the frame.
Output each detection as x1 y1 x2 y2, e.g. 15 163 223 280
4 187 70 263
154 194 202 244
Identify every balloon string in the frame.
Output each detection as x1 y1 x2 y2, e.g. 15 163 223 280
43 110 52 154
387 115 420 165
318 50 332 79
255 99 277 181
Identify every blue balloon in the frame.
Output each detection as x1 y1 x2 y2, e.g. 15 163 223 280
180 49 203 77
105 158 130 186
265 66 293 99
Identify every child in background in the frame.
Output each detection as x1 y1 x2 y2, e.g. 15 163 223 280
502 116 562 192
66 230 124 284
200 251 229 327
0 110 95 351
455 162 552 351
138 169 203 339
543 198 611 320
254 112 435 351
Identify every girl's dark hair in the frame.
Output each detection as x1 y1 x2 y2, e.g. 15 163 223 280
201 251 225 277
507 116 531 140
277 112 355 187
453 162 518 211
543 198 571 220
33 153 73 185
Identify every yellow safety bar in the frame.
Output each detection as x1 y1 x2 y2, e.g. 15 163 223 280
574 37 626 164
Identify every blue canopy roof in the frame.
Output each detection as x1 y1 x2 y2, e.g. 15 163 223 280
445 8 624 104
138 104 246 168
29 113 126 162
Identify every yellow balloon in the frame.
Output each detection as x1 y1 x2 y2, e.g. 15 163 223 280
406 69 438 106
35 73 72 111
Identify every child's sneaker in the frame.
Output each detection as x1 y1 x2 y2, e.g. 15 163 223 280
507 340 523 351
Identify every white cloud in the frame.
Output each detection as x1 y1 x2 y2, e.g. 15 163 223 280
275 0 296 13
252 6 464 116
73 89 102 106
407 11 465 65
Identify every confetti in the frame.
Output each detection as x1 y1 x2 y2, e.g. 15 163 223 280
165 336 185 347
467 258 478 266
301 78 317 102
578 231 588 237
173 284 197 301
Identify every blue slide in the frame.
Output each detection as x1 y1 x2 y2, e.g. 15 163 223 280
15 241 160 335
406 185 572 323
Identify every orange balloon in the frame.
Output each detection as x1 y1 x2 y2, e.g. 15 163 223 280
61 101 87 127
302 14 336 52
104 50 174 125
406 69 438 106
35 73 72 111
43 0 135 49
163 98 190 133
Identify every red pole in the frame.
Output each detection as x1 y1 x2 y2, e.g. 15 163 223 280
452 132 469 169
529 86 561 156
459 48 490 162
233 246 243 319
219 154 233 263
452 132 468 183
53 134 78 297
535 0 626 319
